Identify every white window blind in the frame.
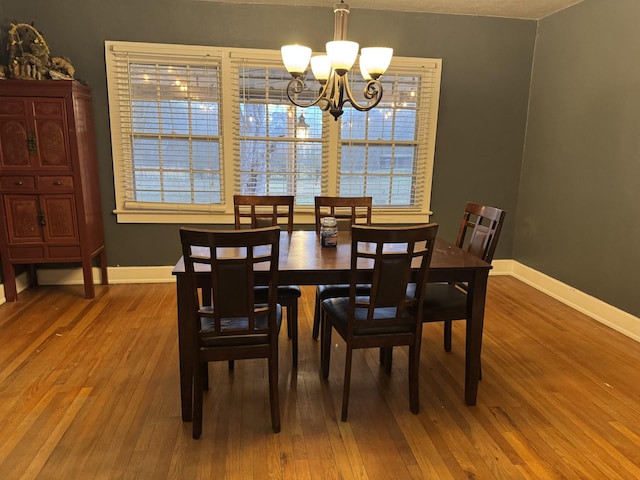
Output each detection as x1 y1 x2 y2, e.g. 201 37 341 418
339 64 439 210
105 41 441 223
230 58 326 206
106 42 223 213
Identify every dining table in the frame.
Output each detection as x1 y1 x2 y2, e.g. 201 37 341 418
172 229 492 421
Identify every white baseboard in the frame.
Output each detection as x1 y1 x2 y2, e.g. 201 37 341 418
34 266 175 285
505 261 640 342
2 262 638 343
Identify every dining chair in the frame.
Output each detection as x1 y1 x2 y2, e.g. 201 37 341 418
381 202 507 378
312 196 373 340
179 226 282 439
424 201 507 351
233 194 300 366
320 223 439 421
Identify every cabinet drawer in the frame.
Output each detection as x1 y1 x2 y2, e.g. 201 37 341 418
8 245 46 261
47 245 82 259
0 176 36 191
37 175 75 192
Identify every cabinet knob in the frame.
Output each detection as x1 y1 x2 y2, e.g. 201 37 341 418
15 180 23 186
53 180 63 186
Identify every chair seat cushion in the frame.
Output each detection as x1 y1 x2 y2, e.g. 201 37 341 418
255 285 301 300
199 304 282 347
317 283 371 300
407 283 467 322
322 297 414 335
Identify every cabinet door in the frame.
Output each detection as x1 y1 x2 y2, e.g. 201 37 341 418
2 194 43 243
33 99 71 169
0 97 71 170
0 99 31 169
40 194 79 243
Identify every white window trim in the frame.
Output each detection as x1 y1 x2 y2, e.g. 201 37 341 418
105 41 441 224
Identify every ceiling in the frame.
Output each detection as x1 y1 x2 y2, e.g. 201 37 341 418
205 0 586 20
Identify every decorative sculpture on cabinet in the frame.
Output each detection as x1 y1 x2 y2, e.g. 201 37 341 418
6 22 75 80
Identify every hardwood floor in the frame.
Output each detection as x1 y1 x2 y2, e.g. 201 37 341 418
0 276 639 479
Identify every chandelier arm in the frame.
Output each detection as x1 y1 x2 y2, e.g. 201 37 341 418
285 77 331 109
342 76 385 112
318 73 340 112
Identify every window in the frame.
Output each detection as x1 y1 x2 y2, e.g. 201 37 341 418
105 41 441 223
232 61 325 205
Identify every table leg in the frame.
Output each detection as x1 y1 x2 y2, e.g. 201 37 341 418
464 269 489 405
176 275 193 421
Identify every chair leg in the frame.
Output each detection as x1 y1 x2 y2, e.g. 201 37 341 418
312 289 321 340
444 320 452 351
289 300 298 367
268 348 281 433
320 312 332 379
201 363 209 391
379 347 393 374
285 302 292 339
341 347 353 422
193 361 204 439
408 344 420 414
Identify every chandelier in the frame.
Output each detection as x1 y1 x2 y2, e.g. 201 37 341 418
281 1 393 121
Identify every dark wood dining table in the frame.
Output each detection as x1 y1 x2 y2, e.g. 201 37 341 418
172 230 492 421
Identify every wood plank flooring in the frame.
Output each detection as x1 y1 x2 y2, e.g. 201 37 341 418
0 276 639 479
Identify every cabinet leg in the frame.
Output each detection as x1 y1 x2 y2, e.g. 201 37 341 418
82 257 95 299
99 249 108 285
28 264 38 286
1 262 18 302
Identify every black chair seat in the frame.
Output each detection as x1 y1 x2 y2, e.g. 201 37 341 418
322 297 415 335
255 285 302 300
199 305 283 347
317 283 371 300
406 283 467 322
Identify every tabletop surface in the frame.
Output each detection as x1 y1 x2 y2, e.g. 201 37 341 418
173 230 490 283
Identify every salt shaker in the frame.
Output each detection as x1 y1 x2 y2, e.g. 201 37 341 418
320 216 338 247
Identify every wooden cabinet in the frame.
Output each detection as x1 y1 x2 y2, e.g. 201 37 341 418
0 80 107 301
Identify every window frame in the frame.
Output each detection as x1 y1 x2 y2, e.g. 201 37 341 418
105 41 441 224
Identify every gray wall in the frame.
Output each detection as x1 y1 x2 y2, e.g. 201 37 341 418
516 0 640 316
1 1 533 271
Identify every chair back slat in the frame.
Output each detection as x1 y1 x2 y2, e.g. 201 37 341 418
374 254 415 307
456 201 506 263
314 196 372 234
234 195 294 234
216 261 252 318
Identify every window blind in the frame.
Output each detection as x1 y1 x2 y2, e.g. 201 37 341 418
339 63 439 210
106 43 223 212
230 58 326 206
